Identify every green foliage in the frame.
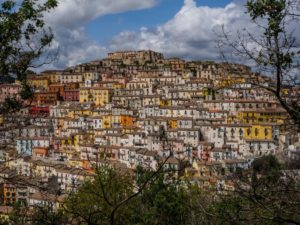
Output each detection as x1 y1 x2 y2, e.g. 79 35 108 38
0 0 57 81
1 97 22 113
5 158 300 225
63 161 299 225
0 0 56 113
134 168 190 225
202 156 300 225
65 166 136 225
252 155 281 173
30 206 68 225
5 202 28 225
6 202 68 225
64 166 190 225
0 81 34 113
19 82 34 100
218 0 300 130
247 0 286 23
246 0 291 65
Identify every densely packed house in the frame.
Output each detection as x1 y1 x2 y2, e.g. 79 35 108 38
0 50 299 208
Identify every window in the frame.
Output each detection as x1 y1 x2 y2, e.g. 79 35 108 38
239 128 243 136
255 128 259 136
264 128 269 137
258 143 261 150
247 128 251 136
218 128 222 138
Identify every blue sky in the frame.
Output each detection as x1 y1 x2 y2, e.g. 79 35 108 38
87 0 233 45
43 0 252 69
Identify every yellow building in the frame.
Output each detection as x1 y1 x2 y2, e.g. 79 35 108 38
113 83 125 89
79 88 92 103
202 87 216 98
57 117 66 132
91 88 111 106
41 70 62 83
168 119 177 129
111 115 121 126
83 72 99 81
79 88 111 106
102 115 111 128
45 73 59 83
214 75 245 89
160 99 171 106
28 76 49 89
68 157 83 168
67 108 92 119
238 109 287 124
92 110 101 117
78 109 93 117
60 135 79 148
49 73 59 83
227 115 238 124
244 125 272 140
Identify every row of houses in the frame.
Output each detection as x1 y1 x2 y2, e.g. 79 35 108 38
0 50 299 208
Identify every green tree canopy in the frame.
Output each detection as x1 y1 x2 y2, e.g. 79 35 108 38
219 0 300 129
0 0 57 112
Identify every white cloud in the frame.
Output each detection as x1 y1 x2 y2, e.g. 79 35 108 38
40 0 157 70
109 0 253 61
109 0 300 65
40 0 299 70
50 27 106 68
45 0 157 29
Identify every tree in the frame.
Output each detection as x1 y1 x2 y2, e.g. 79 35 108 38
219 0 300 129
196 155 300 225
0 2 59 222
132 167 190 225
198 2 300 221
5 202 68 225
0 0 58 111
65 166 137 225
64 165 191 225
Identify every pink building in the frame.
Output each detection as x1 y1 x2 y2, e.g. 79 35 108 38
198 142 214 162
63 90 79 101
0 84 21 102
110 77 128 86
101 73 111 81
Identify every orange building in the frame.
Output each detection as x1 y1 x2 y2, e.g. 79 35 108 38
33 147 48 158
65 82 80 91
2 183 16 205
120 115 135 127
34 92 59 105
48 84 65 98
82 160 93 171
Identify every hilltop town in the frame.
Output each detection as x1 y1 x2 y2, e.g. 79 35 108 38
0 50 299 209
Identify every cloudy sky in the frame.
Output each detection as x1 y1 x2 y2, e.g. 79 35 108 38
42 0 255 70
